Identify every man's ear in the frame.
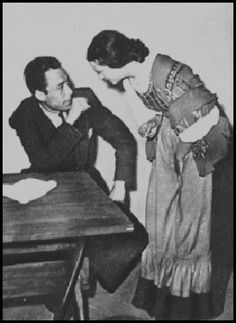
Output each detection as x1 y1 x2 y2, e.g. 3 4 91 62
35 89 46 101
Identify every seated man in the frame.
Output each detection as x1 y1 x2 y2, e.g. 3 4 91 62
9 56 135 200
9 56 148 303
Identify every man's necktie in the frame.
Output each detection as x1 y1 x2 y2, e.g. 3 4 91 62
59 111 65 123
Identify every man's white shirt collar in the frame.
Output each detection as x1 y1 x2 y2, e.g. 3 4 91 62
39 104 65 128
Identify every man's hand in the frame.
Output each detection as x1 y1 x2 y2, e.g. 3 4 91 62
66 97 90 125
109 180 126 203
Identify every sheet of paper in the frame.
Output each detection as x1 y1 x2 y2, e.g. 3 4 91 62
3 178 57 204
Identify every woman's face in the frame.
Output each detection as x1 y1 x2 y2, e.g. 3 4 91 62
90 61 126 85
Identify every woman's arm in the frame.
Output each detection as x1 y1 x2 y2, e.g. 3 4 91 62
179 106 219 143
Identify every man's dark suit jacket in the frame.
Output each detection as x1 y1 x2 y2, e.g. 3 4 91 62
9 87 148 294
9 87 136 190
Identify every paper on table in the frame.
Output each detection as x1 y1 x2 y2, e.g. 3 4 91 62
3 178 57 204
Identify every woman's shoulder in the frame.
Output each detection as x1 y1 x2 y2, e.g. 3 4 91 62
154 53 176 66
152 53 181 82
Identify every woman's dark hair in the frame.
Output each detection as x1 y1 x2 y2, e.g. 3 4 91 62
24 56 62 94
87 30 149 68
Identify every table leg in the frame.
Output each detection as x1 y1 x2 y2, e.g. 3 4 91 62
80 257 90 320
53 238 86 320
72 291 81 320
74 256 90 320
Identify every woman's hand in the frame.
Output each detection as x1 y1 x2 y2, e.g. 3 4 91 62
109 180 126 203
138 116 162 139
66 97 90 125
174 141 192 175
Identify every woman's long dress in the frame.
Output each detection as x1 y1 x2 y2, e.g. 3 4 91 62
132 54 233 320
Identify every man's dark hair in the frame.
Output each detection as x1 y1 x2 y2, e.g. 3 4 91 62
24 56 62 95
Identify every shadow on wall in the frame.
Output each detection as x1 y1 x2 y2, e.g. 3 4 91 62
210 135 233 318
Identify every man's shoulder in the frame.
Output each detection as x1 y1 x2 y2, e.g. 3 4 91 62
9 96 40 129
17 96 39 113
73 87 105 112
73 87 95 99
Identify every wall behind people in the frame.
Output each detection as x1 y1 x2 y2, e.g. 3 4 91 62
3 3 233 224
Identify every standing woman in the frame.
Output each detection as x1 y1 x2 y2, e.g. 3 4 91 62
87 30 233 320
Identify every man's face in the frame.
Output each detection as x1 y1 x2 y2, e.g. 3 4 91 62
43 68 73 111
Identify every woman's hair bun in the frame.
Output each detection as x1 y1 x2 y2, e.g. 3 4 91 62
128 38 149 63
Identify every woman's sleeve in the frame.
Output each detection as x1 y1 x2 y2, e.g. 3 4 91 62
186 112 231 177
179 106 219 143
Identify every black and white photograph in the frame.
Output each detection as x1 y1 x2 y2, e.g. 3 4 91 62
3 3 233 320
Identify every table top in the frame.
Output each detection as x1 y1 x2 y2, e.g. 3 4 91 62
3 171 134 245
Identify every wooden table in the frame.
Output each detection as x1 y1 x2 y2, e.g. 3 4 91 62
3 171 134 320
